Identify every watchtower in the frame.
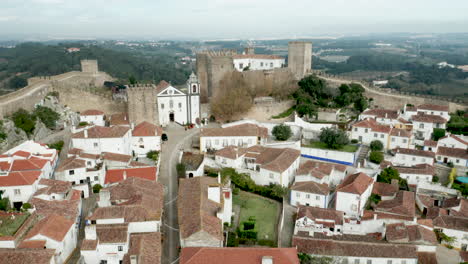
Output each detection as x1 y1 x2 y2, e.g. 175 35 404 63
287 42 312 79
126 84 158 125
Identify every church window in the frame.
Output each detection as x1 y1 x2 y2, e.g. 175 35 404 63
192 85 197 93
170 100 174 108
178 103 182 108
270 62 273 67
239 63 243 69
161 104 164 109
260 62 264 67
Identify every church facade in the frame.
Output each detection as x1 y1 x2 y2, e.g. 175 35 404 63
127 73 201 127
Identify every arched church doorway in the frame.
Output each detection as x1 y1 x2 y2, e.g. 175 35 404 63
169 112 175 122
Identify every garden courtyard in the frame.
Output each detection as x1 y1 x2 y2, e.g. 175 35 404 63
232 190 281 243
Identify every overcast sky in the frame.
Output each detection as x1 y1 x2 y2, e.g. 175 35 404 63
1 0 468 40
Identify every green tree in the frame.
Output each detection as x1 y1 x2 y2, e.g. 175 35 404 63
272 124 292 141
432 128 446 141
93 184 103 193
319 127 349 149
48 140 64 152
176 163 186 178
33 106 60 129
297 75 330 101
354 97 368 112
146 150 159 161
8 76 28 89
370 140 384 151
11 109 36 135
369 151 384 164
377 167 408 189
128 75 137 85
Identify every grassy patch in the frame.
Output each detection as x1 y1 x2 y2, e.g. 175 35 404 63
233 191 279 241
0 213 29 236
303 141 358 153
271 107 294 119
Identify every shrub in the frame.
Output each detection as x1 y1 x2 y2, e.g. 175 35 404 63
351 139 359 144
258 239 276 247
146 150 159 161
226 232 238 247
369 151 384 164
370 140 384 151
319 127 349 149
11 108 36 135
0 197 10 211
22 203 32 210
272 124 292 141
432 128 446 141
92 184 103 193
33 106 60 129
233 187 240 195
47 91 59 98
8 75 27 89
176 163 186 178
48 140 64 152
205 167 219 177
78 121 88 126
432 176 439 183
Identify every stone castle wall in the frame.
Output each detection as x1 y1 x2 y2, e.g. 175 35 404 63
126 85 158 125
311 70 467 112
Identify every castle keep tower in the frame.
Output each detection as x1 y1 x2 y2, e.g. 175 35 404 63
81 60 99 74
127 84 158 125
287 41 312 79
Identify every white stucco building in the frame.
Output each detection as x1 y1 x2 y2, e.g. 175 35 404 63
392 148 435 167
294 160 348 187
232 54 285 71
359 108 400 126
433 215 468 249
200 123 268 152
131 121 163 157
290 181 330 208
79 109 106 126
436 146 468 167
156 73 200 126
335 172 374 218
71 126 132 155
293 206 344 236
416 104 450 121
410 113 447 143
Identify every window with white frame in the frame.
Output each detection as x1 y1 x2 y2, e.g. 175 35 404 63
403 139 407 143
118 246 123 251
380 134 384 139
316 196 320 200
69 170 75 175
419 123 424 129
392 138 395 142
374 133 378 138
306 194 310 199
14 189 21 195
296 192 300 197
93 142 98 148
269 173 274 179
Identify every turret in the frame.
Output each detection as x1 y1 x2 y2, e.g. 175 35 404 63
187 72 199 95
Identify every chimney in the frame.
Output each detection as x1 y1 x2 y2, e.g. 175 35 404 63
123 171 127 180
262 256 273 264
130 255 138 264
84 128 88 138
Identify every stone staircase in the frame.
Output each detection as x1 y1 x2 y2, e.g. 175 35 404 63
356 145 370 166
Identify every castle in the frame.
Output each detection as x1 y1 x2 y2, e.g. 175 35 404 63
196 41 312 102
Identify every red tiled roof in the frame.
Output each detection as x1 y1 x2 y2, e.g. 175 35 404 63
201 123 268 138
102 152 132 163
291 181 329 195
122 233 162 264
132 121 163 137
81 240 98 251
411 113 447 124
12 150 31 158
375 191 415 217
215 146 247 160
440 134 468 146
56 157 86 172
25 214 74 242
297 206 344 225
372 182 398 197
80 109 104 116
10 159 48 171
17 240 47 249
394 148 435 158
180 247 299 264
72 126 130 139
390 128 412 138
394 163 434 175
436 146 468 160
0 249 56 264
0 171 41 186
109 112 130 126
296 160 346 177
105 167 157 184
337 172 373 195
424 140 438 147
156 80 171 93
353 119 391 133
418 104 449 112
361 109 399 119
433 215 468 232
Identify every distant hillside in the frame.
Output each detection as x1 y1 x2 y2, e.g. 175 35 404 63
0 42 191 92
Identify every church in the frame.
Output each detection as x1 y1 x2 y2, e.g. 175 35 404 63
127 73 201 127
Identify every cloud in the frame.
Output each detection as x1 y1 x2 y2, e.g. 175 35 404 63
0 16 18 22
31 0 65 3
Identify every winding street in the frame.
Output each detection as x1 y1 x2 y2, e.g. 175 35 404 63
159 124 200 264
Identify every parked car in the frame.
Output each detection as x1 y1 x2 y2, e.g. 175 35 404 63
162 133 168 141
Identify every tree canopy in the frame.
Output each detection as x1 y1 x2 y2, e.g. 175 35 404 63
272 124 292 141
319 127 349 149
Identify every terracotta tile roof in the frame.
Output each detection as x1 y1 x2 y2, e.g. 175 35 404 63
394 148 435 158
297 206 343 225
426 207 448 219
0 171 41 186
72 126 130 139
461 251 468 263
129 161 150 167
375 191 415 217
417 194 435 209
181 152 204 171
390 128 412 138
56 156 86 172
411 113 447 124
215 146 247 160
353 118 392 133
433 215 468 232
397 117 412 124
102 152 132 163
292 236 417 259
291 181 329 195
10 158 48 171
424 140 438 147
12 150 31 158
35 178 71 196
362 109 399 119
361 211 415 222
155 80 171 93
436 146 468 159
385 223 437 245
394 163 435 175
17 240 46 249
296 160 346 177
241 146 300 173
201 123 268 138
372 182 398 197
440 134 468 146
418 104 449 112
96 224 128 243
68 148 83 155
24 214 74 242
122 233 162 264
31 198 80 220
81 239 98 251
180 247 299 264
105 167 157 184
80 109 104 116
417 218 433 228
93 177 164 222
0 249 56 264
337 172 373 195
178 177 223 240
417 252 438 264
0 161 11 171
78 152 100 160
109 112 130 126
132 121 163 137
